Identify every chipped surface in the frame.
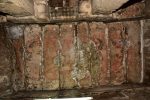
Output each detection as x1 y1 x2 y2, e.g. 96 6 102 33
77 22 92 87
43 25 59 90
0 25 12 96
90 22 109 86
143 19 150 83
1 21 142 92
24 25 42 90
12 37 25 90
60 24 76 89
108 23 126 85
6 25 24 39
125 21 141 83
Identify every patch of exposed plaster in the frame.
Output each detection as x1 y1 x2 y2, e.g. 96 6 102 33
6 25 24 39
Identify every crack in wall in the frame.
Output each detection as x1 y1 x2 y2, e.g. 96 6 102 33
58 25 64 90
121 27 128 83
71 23 81 88
23 26 27 90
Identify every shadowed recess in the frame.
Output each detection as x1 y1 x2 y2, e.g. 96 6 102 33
117 0 143 10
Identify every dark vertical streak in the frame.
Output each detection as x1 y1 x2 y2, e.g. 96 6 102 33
77 24 80 68
21 26 25 90
74 23 78 37
74 23 79 75
23 25 27 90
73 23 81 87
121 27 128 83
87 22 92 84
58 24 63 90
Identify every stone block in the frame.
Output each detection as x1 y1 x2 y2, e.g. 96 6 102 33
108 23 126 85
90 22 109 86
24 25 42 90
43 25 59 90
125 21 141 83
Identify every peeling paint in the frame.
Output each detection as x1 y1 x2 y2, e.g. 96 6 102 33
4 21 143 92
12 37 25 90
125 21 141 83
108 23 126 85
0 26 12 96
43 25 59 90
60 24 76 89
24 25 42 90
6 25 24 39
90 22 109 86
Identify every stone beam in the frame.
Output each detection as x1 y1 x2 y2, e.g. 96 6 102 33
0 0 34 16
33 0 49 20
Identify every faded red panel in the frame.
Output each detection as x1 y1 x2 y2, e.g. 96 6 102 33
77 22 91 88
24 25 42 90
43 25 59 90
12 37 25 90
108 23 125 85
60 24 76 89
90 22 109 86
126 21 141 83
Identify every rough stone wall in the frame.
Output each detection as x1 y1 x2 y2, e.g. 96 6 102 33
143 0 150 84
0 25 13 96
7 21 142 91
143 19 150 83
144 0 150 16
5 25 26 92
0 0 146 96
